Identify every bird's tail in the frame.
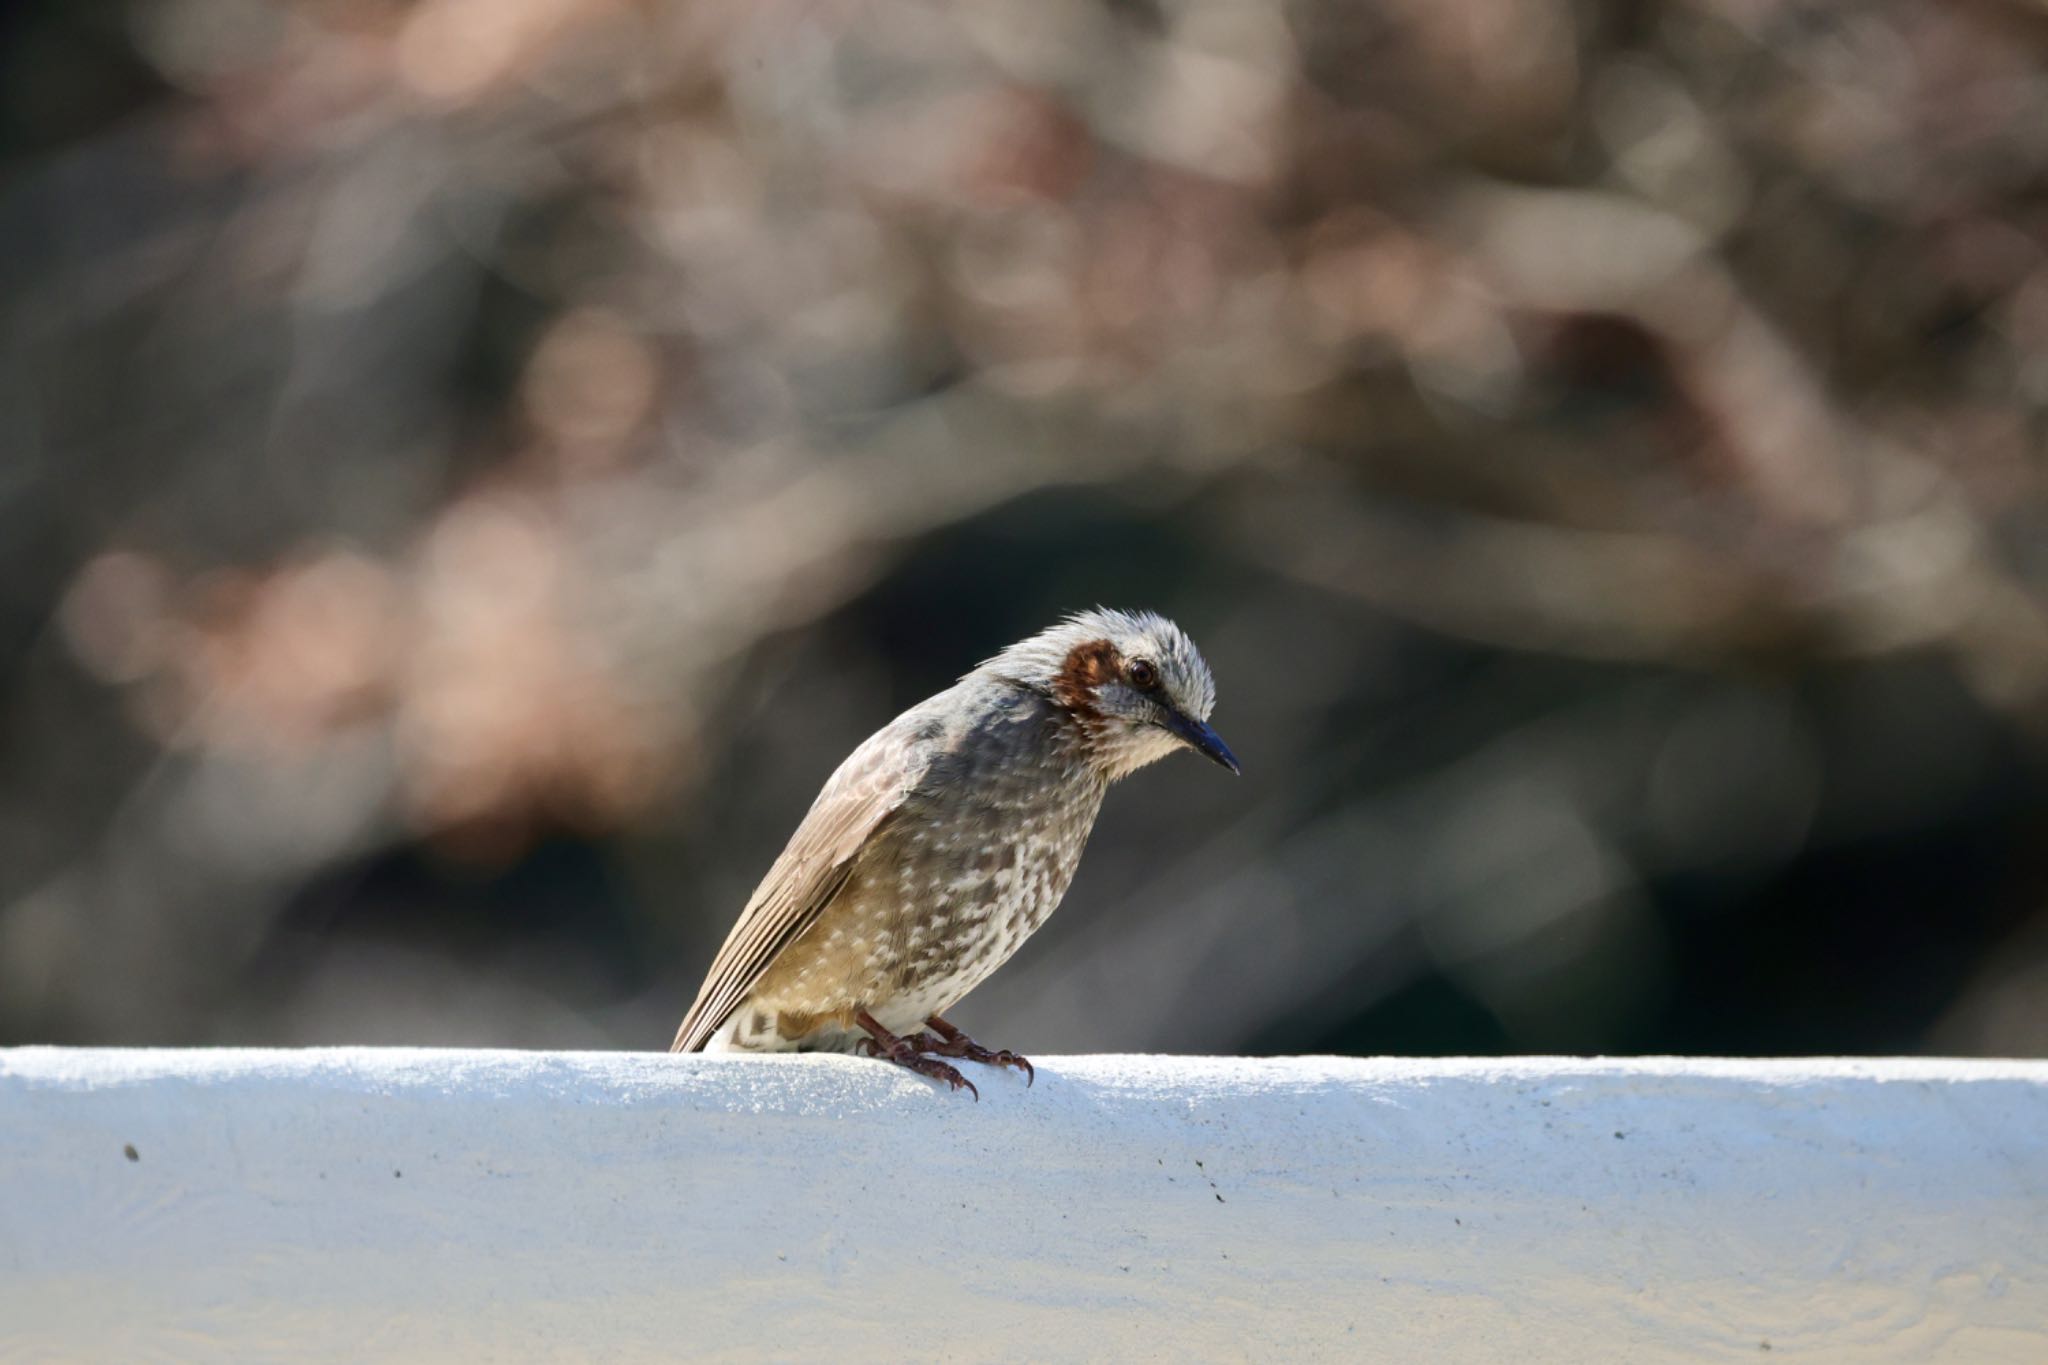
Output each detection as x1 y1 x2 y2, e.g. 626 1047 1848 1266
672 1014 736 1053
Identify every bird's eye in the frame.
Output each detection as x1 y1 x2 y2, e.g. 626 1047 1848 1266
1127 658 1159 691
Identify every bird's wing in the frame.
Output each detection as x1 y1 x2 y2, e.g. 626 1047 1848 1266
670 713 938 1053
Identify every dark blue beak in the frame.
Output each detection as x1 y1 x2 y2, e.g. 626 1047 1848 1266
1160 708 1240 775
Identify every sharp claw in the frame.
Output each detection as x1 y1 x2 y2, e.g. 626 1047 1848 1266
918 1056 976 1100
857 1016 1027 1098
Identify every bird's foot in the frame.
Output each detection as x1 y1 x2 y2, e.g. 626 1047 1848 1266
854 1010 978 1099
917 1015 1035 1087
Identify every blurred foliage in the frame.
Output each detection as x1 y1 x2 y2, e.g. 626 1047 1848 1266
2 0 2046 1056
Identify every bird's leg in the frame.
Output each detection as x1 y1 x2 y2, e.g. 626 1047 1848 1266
912 1014 1035 1087
854 1009 978 1100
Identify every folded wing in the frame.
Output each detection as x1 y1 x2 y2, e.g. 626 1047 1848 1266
670 715 937 1053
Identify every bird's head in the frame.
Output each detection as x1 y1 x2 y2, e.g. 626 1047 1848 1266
980 608 1237 781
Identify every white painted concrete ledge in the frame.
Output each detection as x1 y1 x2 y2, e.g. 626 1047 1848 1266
2 1051 2045 1364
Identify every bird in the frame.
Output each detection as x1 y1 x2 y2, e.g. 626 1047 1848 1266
670 608 1237 1096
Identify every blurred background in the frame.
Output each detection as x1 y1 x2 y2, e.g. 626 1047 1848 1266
3 0 2047 1059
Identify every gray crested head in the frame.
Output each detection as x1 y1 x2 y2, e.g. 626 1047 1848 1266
973 608 1236 780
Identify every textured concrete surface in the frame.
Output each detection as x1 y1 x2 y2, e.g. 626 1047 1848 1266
2 1049 2044 1363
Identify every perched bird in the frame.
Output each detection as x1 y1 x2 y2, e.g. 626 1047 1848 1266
671 608 1237 1095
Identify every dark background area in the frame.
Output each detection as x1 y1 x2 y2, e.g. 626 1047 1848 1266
4 0 2046 1058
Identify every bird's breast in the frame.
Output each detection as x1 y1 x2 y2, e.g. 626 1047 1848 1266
874 763 1105 1007
737 707 1111 1044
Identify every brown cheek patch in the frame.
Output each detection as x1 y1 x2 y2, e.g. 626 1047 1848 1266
1052 639 1120 719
